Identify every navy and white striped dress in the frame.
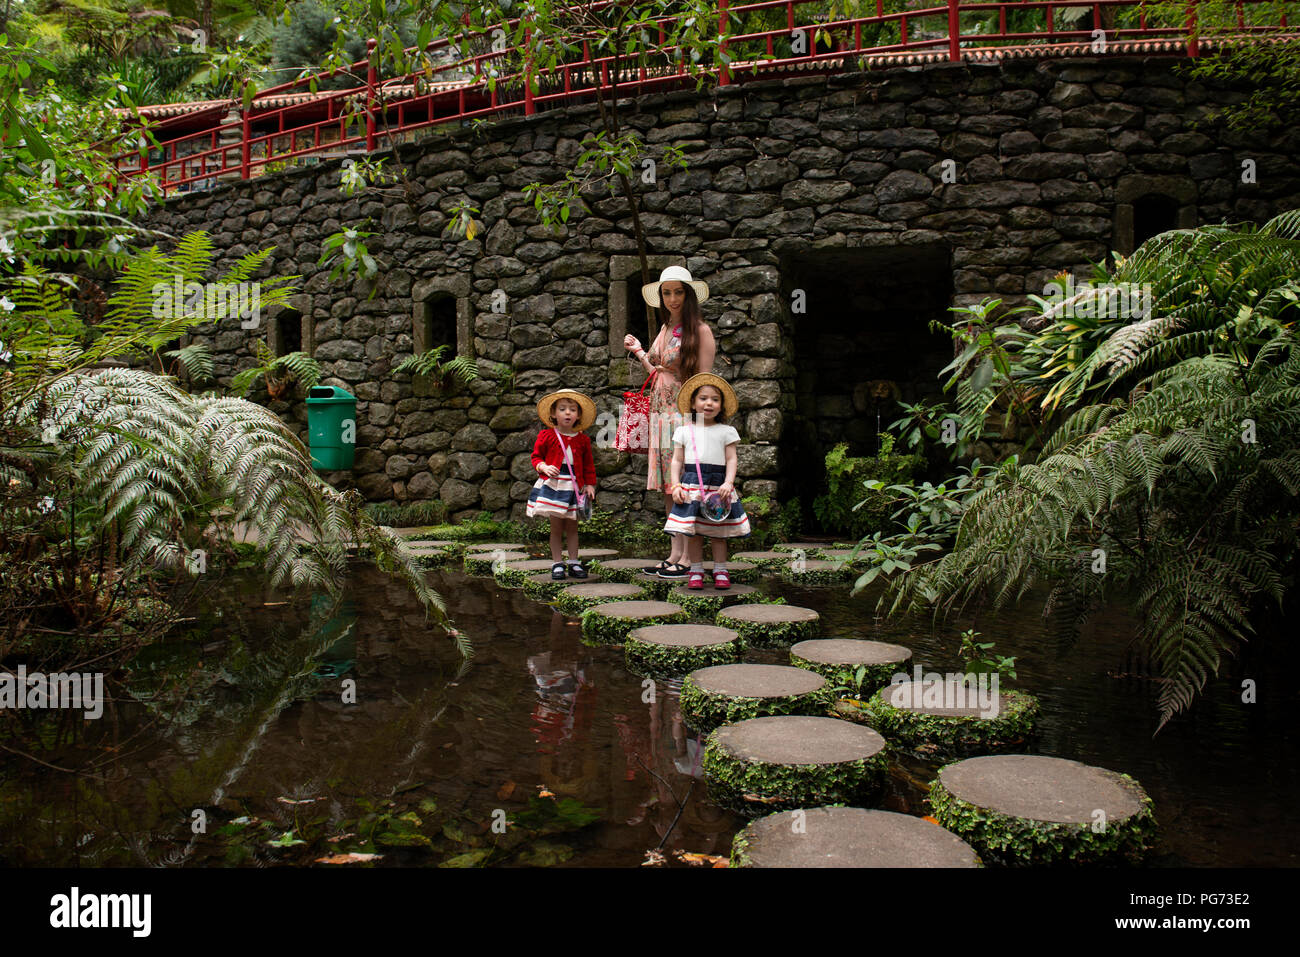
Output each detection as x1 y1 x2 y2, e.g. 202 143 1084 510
664 423 751 538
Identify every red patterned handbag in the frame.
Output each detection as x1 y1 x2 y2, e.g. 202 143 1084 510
614 372 655 455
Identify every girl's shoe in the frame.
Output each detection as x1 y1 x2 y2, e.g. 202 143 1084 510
713 569 731 590
550 562 567 581
568 563 587 580
642 560 671 574
687 571 706 590
658 563 689 579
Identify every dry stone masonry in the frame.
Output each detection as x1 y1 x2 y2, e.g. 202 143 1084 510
142 56 1300 521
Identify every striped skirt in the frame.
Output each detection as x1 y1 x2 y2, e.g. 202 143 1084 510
527 465 582 520
664 462 751 539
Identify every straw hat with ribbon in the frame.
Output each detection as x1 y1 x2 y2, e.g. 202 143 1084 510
676 373 738 420
641 265 710 309
536 389 597 431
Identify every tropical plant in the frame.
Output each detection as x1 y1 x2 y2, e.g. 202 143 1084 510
957 628 1017 681
230 340 323 400
393 343 479 389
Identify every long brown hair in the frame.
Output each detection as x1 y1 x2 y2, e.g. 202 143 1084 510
664 284 705 378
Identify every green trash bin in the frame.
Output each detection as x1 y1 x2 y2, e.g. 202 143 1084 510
306 385 357 471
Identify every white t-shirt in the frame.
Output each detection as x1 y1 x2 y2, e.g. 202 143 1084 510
672 423 739 467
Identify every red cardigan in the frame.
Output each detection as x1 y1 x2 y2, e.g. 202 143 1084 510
531 429 597 488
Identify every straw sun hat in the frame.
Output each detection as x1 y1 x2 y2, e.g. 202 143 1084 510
536 390 597 431
677 373 738 419
641 265 710 309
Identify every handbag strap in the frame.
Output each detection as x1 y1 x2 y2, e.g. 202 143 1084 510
687 424 706 493
553 428 584 506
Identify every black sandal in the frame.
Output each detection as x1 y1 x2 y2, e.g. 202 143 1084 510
642 560 672 574
657 562 689 579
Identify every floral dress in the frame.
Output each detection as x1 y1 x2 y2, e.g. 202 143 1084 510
645 323 684 491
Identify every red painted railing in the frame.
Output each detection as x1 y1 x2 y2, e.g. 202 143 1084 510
115 0 1294 194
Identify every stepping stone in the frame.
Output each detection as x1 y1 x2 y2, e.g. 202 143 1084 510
703 715 888 815
702 560 758 583
624 624 743 680
790 639 913 695
464 541 529 553
553 582 647 616
780 559 857 586
386 526 444 539
522 571 602 602
717 604 819 649
632 571 678 600
731 807 981 868
580 600 687 646
462 550 529 575
929 755 1157 865
578 548 620 561
731 550 792 570
400 540 460 566
494 558 560 588
587 557 660 583
861 681 1040 756
680 664 834 734
771 542 827 558
667 583 760 619
820 548 867 565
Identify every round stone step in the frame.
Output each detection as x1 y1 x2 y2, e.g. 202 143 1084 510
400 540 460 566
667 583 760 618
680 664 833 734
588 558 662 583
578 548 620 561
717 604 820 649
462 550 530 575
772 542 828 558
521 571 602 602
780 559 857 586
929 755 1157 865
464 541 529 553
862 681 1040 755
703 715 888 815
580 600 687 646
632 571 678 600
554 582 647 616
790 639 913 694
731 550 793 570
702 560 758 583
731 807 981 868
819 548 867 565
624 624 743 680
494 558 560 588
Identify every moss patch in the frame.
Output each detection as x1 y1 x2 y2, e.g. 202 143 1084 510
928 770 1157 866
553 584 646 617
579 604 688 647
779 560 856 586
462 551 530 576
702 737 887 817
624 632 742 680
717 607 819 650
789 653 908 697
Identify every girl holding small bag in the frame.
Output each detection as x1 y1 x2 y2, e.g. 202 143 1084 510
623 265 717 579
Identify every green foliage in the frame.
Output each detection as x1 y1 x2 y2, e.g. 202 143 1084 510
362 499 449 527
317 224 379 296
624 629 742 680
579 604 687 647
230 341 323 400
958 628 1017 681
392 343 479 389
740 493 801 548
679 674 835 735
863 687 1040 756
812 438 922 538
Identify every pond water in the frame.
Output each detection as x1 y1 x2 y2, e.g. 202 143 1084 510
2 551 1296 867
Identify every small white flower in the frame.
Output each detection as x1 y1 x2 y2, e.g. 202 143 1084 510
0 296 14 311
38 495 55 514
0 340 11 363
0 236 13 262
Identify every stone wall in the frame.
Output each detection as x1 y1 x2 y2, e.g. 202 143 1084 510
141 55 1300 521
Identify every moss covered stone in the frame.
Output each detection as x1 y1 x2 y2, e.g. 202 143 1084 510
579 600 687 646
731 550 792 570
680 664 834 734
928 755 1157 866
717 604 820 649
819 548 867 566
494 559 560 589
577 548 620 562
631 572 677 600
464 542 528 553
624 624 742 680
667 583 760 619
771 543 827 559
702 715 888 816
863 684 1040 755
588 558 660 583
703 560 758 584
462 550 530 576
731 807 981 868
789 639 913 694
553 582 646 616
401 540 460 566
779 559 856 586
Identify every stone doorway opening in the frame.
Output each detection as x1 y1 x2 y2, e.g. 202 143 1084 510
780 244 954 519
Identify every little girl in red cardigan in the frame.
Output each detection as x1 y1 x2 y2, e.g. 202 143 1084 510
527 390 598 580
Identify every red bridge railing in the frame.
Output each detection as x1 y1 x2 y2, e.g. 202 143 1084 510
114 0 1294 195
